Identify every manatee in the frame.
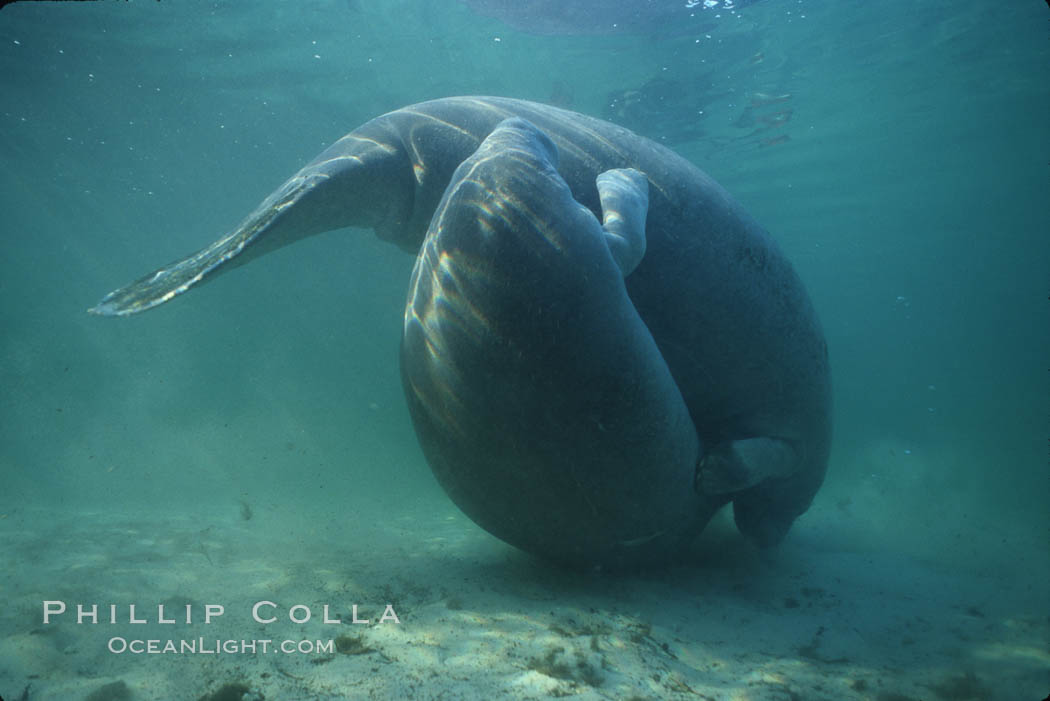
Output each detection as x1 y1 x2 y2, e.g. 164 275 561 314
91 96 831 568
402 119 702 566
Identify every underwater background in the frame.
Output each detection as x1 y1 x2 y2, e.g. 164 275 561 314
0 1 1047 699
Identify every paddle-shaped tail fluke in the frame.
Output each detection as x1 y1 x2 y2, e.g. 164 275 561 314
90 121 416 317
89 166 341 316
89 227 257 316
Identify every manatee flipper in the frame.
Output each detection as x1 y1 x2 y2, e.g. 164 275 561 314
695 436 808 548
696 437 800 495
595 168 648 276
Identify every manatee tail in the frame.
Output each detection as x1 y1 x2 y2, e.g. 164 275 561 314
89 207 278 316
90 124 413 316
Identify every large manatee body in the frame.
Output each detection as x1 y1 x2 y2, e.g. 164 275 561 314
91 96 831 568
403 119 704 566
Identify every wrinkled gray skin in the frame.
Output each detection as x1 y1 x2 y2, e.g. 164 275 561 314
403 119 702 566
91 96 831 568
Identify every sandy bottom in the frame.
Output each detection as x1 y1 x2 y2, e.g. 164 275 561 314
0 492 1046 701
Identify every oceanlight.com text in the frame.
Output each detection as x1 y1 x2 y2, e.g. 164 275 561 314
107 637 335 655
